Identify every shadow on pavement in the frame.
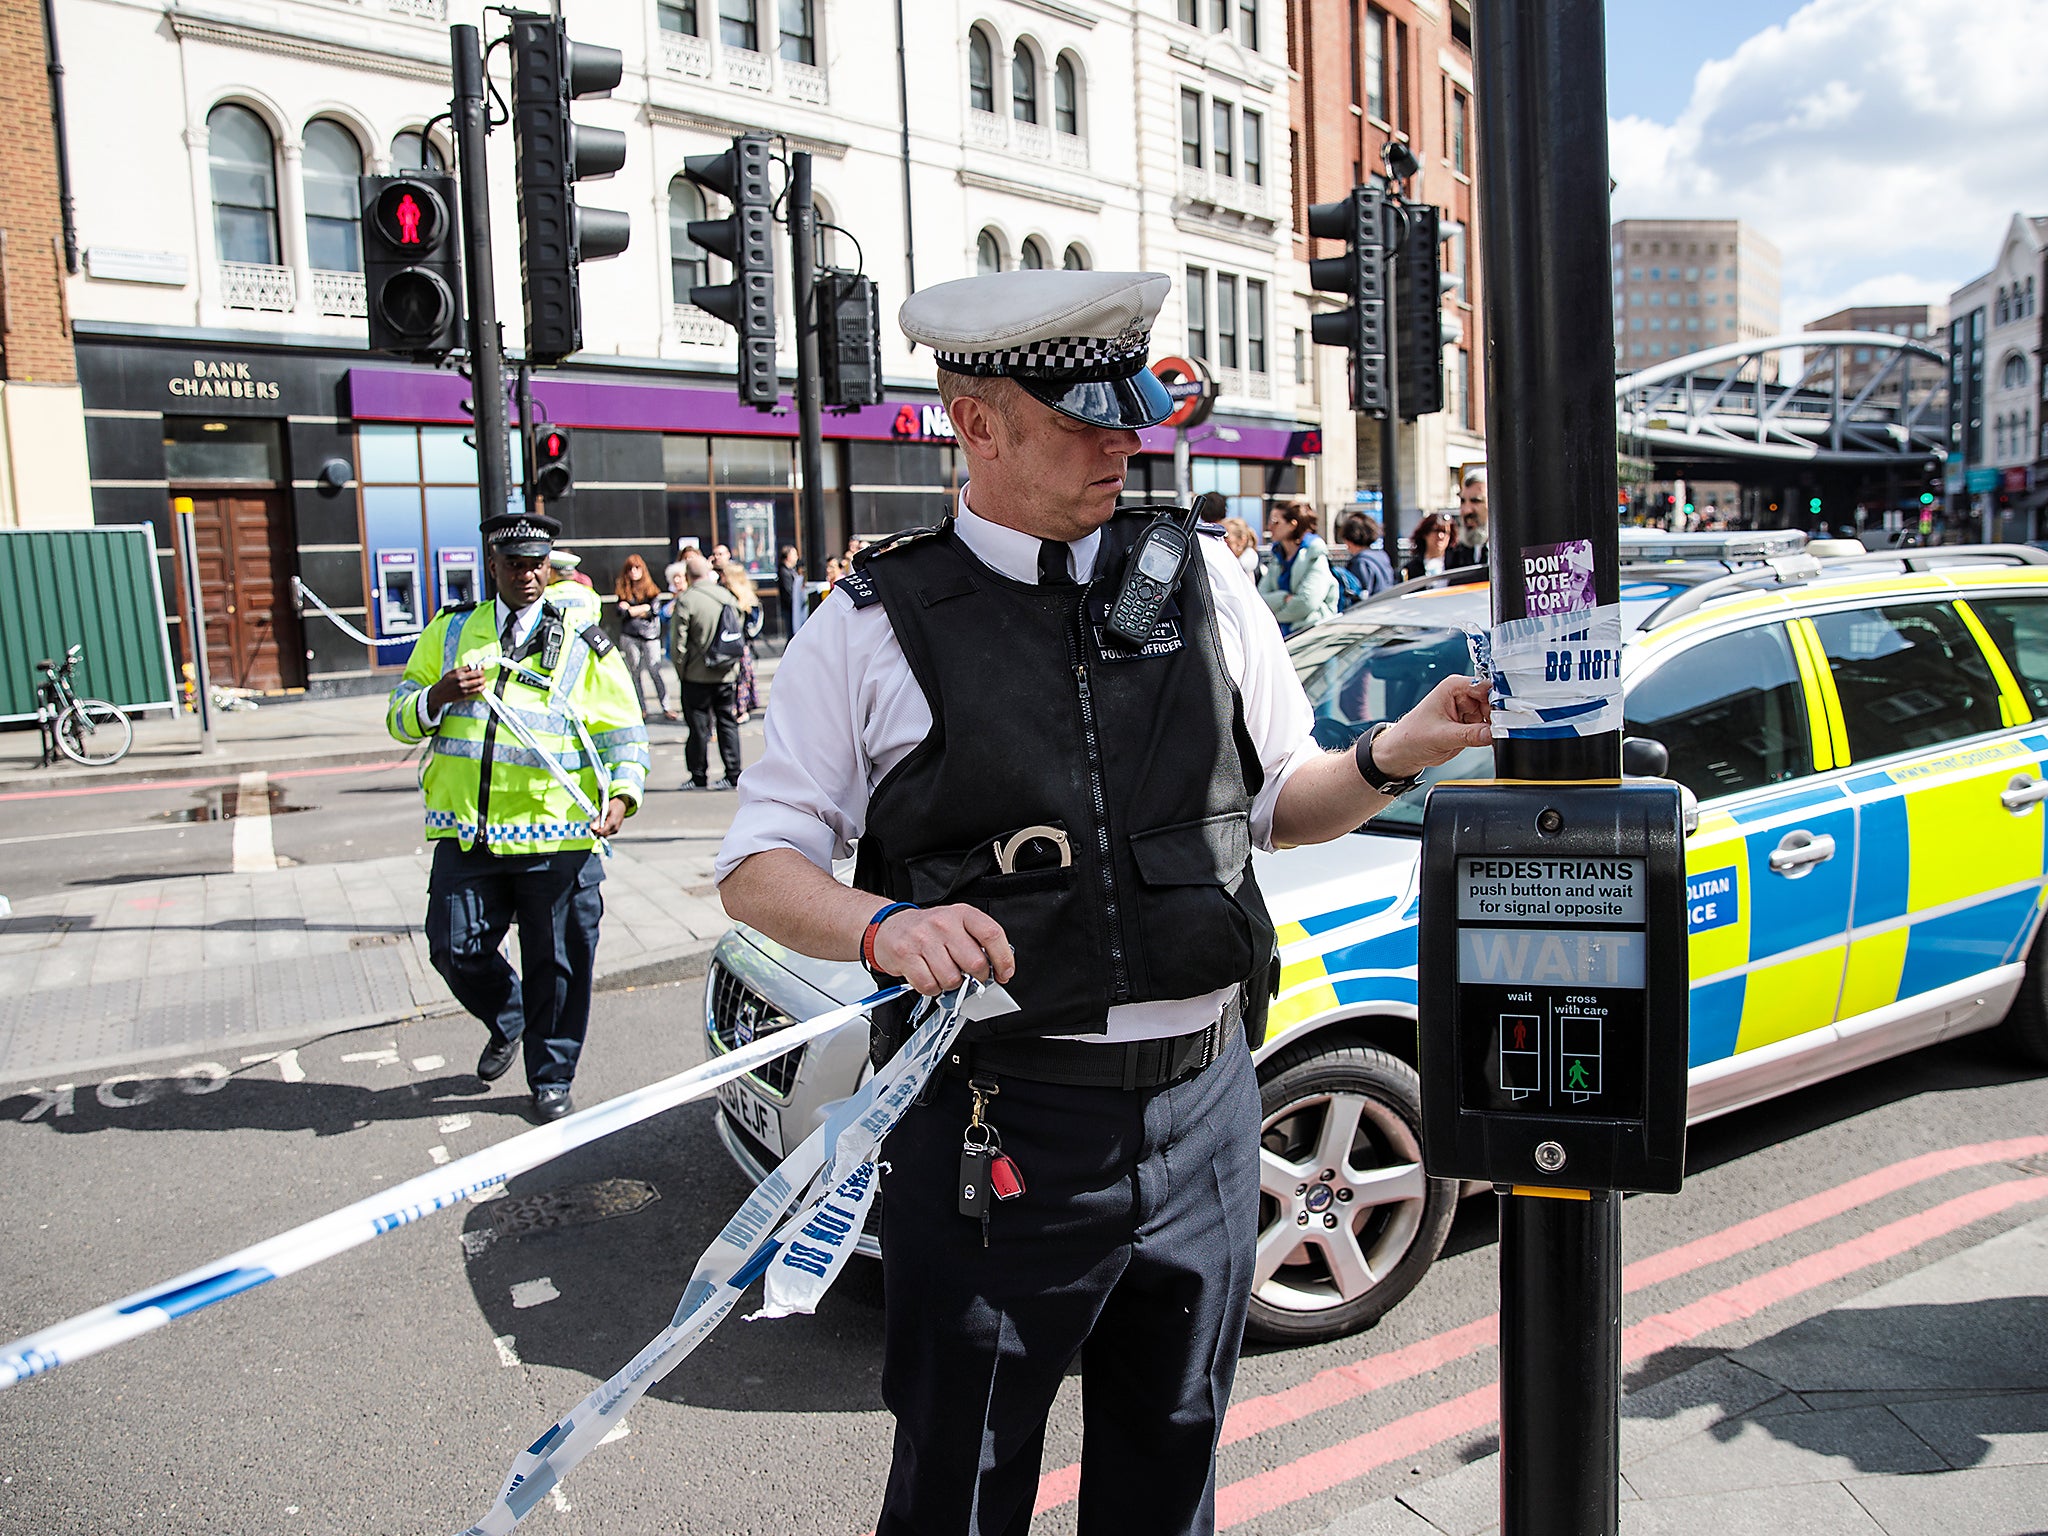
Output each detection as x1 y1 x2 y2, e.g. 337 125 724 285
458 1108 893 1416
0 1072 519 1137
1629 1296 2048 1475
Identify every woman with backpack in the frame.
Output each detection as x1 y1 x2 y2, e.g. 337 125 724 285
1258 501 1338 635
718 560 768 722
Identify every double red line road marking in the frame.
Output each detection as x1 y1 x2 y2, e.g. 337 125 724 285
1025 1135 2048 1528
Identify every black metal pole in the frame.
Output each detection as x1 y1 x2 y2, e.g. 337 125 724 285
1473 4 1624 1534
1380 199 1404 575
516 359 536 516
453 24 512 529
790 151 829 585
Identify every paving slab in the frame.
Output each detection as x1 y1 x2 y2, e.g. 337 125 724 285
1844 1462 2048 1535
1616 1481 1888 1535
1889 1392 2048 1472
1622 1406 1948 1500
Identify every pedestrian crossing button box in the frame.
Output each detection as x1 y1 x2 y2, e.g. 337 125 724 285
1417 781 1689 1194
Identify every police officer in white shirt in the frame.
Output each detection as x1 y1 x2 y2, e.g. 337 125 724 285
716 269 1489 1536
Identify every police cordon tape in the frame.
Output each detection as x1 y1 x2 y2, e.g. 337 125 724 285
291 576 383 648
0 980 1000 1393
459 977 1017 1534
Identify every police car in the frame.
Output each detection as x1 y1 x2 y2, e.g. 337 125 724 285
704 531 2048 1344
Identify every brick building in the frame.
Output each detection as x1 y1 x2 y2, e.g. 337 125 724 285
1802 302 1947 416
1612 217 1781 381
1286 0 1483 538
0 0 91 528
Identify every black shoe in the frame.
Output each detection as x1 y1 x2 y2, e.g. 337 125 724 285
477 1037 520 1083
531 1085 574 1122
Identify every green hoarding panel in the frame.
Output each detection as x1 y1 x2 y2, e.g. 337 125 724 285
0 526 178 722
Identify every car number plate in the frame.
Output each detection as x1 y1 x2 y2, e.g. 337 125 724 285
716 1075 784 1158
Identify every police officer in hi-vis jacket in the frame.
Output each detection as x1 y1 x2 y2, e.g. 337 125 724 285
388 512 649 1123
715 269 1491 1535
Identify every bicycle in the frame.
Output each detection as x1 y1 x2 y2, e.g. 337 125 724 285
34 644 133 768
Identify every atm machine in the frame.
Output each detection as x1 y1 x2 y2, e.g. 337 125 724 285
375 548 424 636
438 546 481 609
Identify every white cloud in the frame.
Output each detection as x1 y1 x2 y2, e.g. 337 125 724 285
1609 0 2048 327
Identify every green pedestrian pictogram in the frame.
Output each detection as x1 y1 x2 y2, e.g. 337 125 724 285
1566 1058 1591 1091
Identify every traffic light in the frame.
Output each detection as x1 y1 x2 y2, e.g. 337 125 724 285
510 15 631 366
532 425 572 502
1919 492 1936 506
1808 496 1823 516
1305 185 1390 416
818 269 883 409
1394 202 1448 420
685 134 779 408
360 175 464 358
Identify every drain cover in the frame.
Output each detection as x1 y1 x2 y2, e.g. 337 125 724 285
488 1177 660 1238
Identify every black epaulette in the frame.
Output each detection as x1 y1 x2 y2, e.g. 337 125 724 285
852 522 946 569
440 601 479 614
841 522 947 609
1196 521 1227 539
580 623 616 658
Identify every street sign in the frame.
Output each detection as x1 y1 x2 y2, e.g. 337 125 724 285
1150 355 1215 430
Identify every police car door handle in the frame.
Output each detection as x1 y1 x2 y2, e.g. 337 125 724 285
1999 774 2048 813
1768 830 1836 875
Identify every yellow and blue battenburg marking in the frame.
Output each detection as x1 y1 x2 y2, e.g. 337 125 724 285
1269 893 1416 1035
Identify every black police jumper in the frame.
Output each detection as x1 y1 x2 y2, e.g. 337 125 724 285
850 514 1276 1536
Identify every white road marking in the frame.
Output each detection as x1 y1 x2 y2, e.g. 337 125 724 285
549 1487 571 1513
340 1047 400 1066
176 1062 228 1094
428 1146 450 1165
230 770 279 873
13 1085 75 1121
599 1421 631 1446
96 1075 148 1109
411 1055 446 1072
509 1278 559 1309
437 1114 473 1134
460 1230 497 1259
492 1335 521 1368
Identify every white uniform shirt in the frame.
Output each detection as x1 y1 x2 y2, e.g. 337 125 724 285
717 490 1323 1042
421 595 545 730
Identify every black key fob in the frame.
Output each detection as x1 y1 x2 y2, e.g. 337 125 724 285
958 1143 992 1220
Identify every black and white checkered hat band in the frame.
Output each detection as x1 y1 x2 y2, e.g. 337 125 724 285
934 328 1151 381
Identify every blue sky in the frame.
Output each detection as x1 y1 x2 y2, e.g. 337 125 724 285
1602 0 2048 327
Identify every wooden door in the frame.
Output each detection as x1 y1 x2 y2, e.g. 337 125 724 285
175 490 302 692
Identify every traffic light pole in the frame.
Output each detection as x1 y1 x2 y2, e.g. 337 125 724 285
1473 5 1625 1534
516 360 536 516
1379 207 1403 576
452 24 512 528
789 151 829 587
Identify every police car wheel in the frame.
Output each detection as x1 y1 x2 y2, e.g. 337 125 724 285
1998 941 2048 1067
1246 1043 1458 1345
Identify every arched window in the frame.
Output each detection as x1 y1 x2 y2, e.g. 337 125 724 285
208 104 280 267
1018 237 1047 270
302 119 363 273
668 177 708 303
968 27 995 114
1062 243 1089 271
976 228 1003 274
1011 41 1038 123
391 129 446 174
2003 352 2030 391
1054 53 1080 136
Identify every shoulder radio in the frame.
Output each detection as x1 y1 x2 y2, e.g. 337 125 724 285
1105 506 1200 648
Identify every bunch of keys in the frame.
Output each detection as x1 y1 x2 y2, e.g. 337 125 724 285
958 1078 1026 1246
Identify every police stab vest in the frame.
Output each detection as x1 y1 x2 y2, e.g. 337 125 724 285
849 513 1275 1040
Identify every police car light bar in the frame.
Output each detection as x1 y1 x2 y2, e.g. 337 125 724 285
1618 528 1808 564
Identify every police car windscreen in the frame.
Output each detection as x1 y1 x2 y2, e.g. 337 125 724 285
1291 624 1491 830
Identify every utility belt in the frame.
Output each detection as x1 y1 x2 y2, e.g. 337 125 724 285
941 994 1244 1092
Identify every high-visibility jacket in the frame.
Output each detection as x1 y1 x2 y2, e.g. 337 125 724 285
545 576 604 626
387 600 649 853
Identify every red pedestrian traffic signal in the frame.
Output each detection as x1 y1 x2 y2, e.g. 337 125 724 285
360 175 463 358
532 425 573 503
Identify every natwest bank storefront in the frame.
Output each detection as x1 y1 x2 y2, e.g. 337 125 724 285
77 328 1313 697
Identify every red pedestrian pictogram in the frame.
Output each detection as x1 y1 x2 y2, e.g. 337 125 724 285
396 193 422 245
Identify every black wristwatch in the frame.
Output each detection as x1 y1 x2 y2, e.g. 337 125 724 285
1354 722 1423 797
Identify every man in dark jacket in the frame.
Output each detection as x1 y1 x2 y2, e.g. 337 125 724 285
672 549 743 789
774 543 805 638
